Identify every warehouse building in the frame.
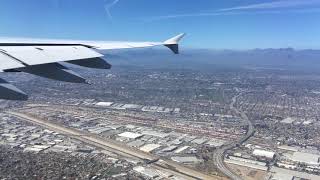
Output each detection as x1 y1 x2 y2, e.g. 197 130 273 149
140 144 161 153
253 149 275 159
270 167 320 180
96 102 113 107
161 146 178 152
118 132 143 139
133 166 159 179
171 156 201 164
127 140 145 148
281 117 295 124
206 138 226 147
141 130 168 138
174 146 189 153
288 151 320 165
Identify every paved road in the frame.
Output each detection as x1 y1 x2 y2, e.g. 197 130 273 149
8 111 224 180
213 93 255 180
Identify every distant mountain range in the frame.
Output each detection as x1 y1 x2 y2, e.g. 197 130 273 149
102 48 320 72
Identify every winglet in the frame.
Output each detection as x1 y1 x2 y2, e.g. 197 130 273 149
163 33 186 54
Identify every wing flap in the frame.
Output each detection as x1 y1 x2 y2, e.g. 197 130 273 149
0 46 103 67
0 50 25 71
68 57 112 69
16 63 87 83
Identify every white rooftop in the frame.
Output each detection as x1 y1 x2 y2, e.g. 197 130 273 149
270 167 320 180
290 151 320 165
133 166 159 178
253 149 275 159
206 138 226 147
141 130 168 138
281 117 295 124
96 102 113 107
174 146 190 153
171 156 201 163
140 144 161 152
122 104 142 109
118 132 143 139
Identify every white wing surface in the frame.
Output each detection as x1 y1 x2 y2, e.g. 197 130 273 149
0 33 185 100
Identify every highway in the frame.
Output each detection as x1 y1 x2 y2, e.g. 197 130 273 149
7 111 225 180
213 93 255 180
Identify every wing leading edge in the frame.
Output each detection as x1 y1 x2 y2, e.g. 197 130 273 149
0 33 185 100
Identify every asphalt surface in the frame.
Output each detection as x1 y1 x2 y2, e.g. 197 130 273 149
213 93 255 180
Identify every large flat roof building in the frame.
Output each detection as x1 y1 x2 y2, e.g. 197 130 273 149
140 144 161 153
118 132 143 139
171 156 201 164
141 130 168 138
96 102 113 107
290 152 320 165
270 167 320 180
253 149 275 159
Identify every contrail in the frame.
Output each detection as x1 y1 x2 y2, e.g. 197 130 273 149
104 0 120 20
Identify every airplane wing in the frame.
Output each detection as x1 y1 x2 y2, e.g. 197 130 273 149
0 33 185 100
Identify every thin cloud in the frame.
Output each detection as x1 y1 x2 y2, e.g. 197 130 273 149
143 12 241 22
143 0 320 22
142 8 320 22
220 0 320 11
104 0 120 20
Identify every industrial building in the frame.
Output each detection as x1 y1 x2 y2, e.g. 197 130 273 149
228 160 268 171
171 156 201 164
253 149 275 159
118 132 143 139
191 138 208 145
161 146 178 152
278 145 299 152
280 117 296 124
127 140 145 148
141 130 168 138
174 146 189 154
287 151 320 165
206 138 226 147
140 144 161 153
96 102 113 107
133 166 160 179
270 167 320 180
121 104 142 109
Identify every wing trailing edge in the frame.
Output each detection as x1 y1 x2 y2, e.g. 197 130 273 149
67 57 111 69
16 63 87 83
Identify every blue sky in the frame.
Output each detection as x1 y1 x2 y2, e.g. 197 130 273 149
0 0 320 49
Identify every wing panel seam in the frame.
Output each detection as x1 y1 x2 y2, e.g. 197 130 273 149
0 50 29 66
